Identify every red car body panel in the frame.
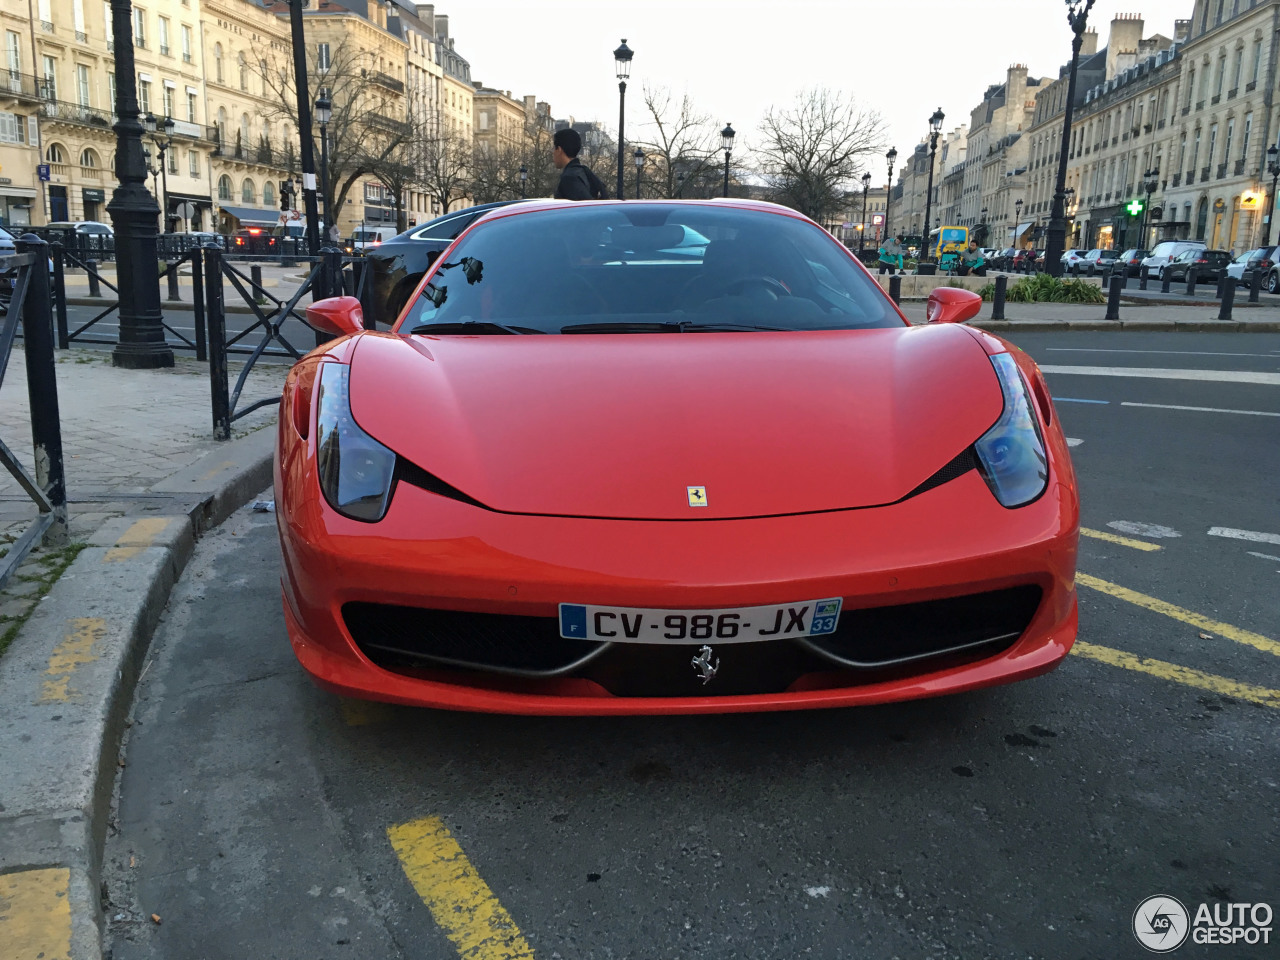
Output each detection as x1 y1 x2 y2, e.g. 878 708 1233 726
274 200 1080 715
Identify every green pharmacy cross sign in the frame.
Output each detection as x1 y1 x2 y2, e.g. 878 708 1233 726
1126 198 1145 217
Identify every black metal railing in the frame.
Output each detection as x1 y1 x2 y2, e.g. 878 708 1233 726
0 235 67 588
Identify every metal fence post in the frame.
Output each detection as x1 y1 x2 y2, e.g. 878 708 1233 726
1185 266 1197 297
1249 267 1262 303
191 247 207 363
889 275 902 305
166 261 181 301
1105 274 1122 321
992 275 1007 320
203 244 231 440
1218 277 1236 321
16 235 67 545
317 246 343 347
50 241 68 349
86 258 101 297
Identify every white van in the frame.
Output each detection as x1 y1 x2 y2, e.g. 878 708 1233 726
352 226 399 251
1141 240 1207 280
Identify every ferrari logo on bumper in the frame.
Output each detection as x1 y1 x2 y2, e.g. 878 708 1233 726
687 486 707 507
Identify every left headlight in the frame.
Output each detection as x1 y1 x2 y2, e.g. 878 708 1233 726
314 364 397 522
974 353 1048 508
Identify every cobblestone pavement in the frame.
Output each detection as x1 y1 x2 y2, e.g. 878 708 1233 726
0 345 286 651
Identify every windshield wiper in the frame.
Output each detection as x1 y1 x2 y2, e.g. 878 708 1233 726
560 320 787 334
409 321 541 335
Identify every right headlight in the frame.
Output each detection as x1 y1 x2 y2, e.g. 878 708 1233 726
974 352 1048 508
314 364 397 522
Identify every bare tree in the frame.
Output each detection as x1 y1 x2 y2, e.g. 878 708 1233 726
636 85 719 199
418 116 473 214
756 88 886 223
469 142 527 203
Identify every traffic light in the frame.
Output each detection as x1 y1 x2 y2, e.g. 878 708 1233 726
1126 198 1145 217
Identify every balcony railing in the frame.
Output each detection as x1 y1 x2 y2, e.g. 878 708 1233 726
182 52 192 63
1200 166 1210 182
1217 163 1228 179
1235 159 1246 176
0 71 47 101
47 162 68 177
78 165 101 180
160 44 170 56
40 20 54 32
75 30 87 42
1171 173 1182 187
368 70 404 94
40 98 115 128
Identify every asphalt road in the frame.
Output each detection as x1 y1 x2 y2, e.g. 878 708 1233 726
102 330 1280 960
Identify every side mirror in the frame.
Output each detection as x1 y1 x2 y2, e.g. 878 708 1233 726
927 287 982 324
306 296 364 337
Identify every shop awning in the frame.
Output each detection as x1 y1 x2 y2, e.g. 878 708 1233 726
1013 220 1034 238
217 205 279 227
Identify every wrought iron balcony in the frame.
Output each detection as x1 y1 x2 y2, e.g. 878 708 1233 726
1200 167 1210 182
0 71 46 101
367 70 404 94
1235 159 1246 176
40 98 115 129
1217 163 1228 179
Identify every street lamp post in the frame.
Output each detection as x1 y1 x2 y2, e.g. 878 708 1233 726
1141 168 1158 248
519 163 527 199
633 146 644 199
315 93 332 239
286 0 321 257
884 147 897 237
1063 188 1076 245
979 205 988 247
613 39 633 202
1045 0 1097 277
107 0 172 368
721 123 735 198
921 108 945 265
1264 145 1280 245
143 114 175 232
1014 197 1024 247
860 172 871 254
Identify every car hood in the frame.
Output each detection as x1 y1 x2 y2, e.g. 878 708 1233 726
346 326 1004 520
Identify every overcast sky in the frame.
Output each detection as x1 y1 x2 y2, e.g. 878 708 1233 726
446 0 1185 184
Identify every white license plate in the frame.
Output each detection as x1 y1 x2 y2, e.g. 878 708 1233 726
558 598 843 644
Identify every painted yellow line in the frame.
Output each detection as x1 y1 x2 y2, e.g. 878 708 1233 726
39 618 108 703
1076 572 1280 658
0 867 72 960
1079 527 1161 551
1072 641 1280 708
104 517 174 562
388 817 534 960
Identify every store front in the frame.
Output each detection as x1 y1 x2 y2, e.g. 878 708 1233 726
0 182 37 228
166 192 213 233
81 187 105 224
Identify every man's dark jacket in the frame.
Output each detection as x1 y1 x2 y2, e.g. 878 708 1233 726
555 158 610 200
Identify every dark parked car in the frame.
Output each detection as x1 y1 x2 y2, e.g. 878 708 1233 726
365 201 517 326
1012 248 1040 271
1076 248 1119 275
1116 248 1149 276
993 247 1018 270
1226 245 1280 292
1164 248 1232 283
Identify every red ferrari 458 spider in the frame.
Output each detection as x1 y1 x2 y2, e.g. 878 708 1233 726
275 199 1079 715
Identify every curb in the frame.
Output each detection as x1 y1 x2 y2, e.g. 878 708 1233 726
968 319 1280 332
0 428 275 959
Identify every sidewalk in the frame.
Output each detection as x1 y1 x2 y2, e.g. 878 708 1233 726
897 299 1280 329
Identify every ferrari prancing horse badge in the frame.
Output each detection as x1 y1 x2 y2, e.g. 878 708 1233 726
687 486 707 507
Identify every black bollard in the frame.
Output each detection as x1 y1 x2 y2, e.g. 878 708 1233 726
1249 267 1262 303
992 275 1007 320
1105 274 1122 320
889 275 902 305
1139 268 1148 291
1215 275 1226 300
1161 270 1171 293
1218 276 1237 321
166 261 180 301
1185 266 1197 297
86 259 101 297
250 263 263 296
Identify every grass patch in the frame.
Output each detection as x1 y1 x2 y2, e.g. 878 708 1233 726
0 542 88 658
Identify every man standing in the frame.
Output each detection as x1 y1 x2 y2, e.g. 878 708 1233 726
553 129 610 200
878 235 904 275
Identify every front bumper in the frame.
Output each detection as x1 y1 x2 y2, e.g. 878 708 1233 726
275 435 1079 715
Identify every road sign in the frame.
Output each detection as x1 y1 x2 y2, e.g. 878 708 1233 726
176 201 196 219
37 164 50 182
872 213 884 225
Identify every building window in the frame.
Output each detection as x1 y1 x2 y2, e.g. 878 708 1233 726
1186 68 1195 108
1208 123 1218 167
238 53 247 91
6 31 20 78
1242 112 1253 162
241 178 255 203
1191 129 1201 171
80 148 95 167
217 174 231 200
162 84 174 118
181 24 192 63
46 143 64 163
167 148 176 174
263 181 275 208
186 90 196 122
77 64 90 106
1252 38 1263 85
133 8 145 48
317 43 330 71
1224 118 1234 162
1232 47 1243 91
214 43 223 83
158 16 169 56
188 149 198 176
41 55 56 100
1216 56 1226 97
0 111 25 144
137 78 150 114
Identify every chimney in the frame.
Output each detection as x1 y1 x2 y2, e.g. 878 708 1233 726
434 13 449 40
1174 19 1191 43
416 4 435 33
1106 13 1145 81
1080 28 1099 58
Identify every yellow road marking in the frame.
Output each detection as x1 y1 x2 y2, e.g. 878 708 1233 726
1079 527 1161 551
104 517 174 562
1072 641 1280 708
388 817 534 960
0 867 72 960
1076 572 1280 658
39 618 108 703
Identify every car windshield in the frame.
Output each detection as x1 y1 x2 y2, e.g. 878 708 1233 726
398 204 903 334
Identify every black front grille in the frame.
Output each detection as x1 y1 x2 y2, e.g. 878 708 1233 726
344 585 1043 696
343 602 601 676
803 585 1042 668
